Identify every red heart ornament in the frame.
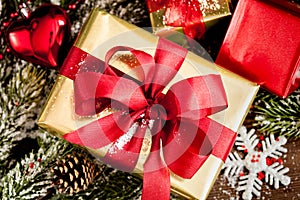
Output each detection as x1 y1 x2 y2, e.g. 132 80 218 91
6 4 70 68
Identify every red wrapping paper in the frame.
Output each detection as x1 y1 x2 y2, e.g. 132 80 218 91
216 0 300 98
266 0 300 15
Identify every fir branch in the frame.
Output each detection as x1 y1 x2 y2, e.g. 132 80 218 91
0 132 73 200
0 128 143 200
0 64 49 175
99 0 150 26
254 89 300 139
50 167 142 200
0 0 19 18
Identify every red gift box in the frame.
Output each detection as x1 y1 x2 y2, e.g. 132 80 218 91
216 0 300 98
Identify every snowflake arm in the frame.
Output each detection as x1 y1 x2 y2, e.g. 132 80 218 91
236 127 258 154
265 162 290 189
237 172 262 200
223 152 245 177
262 135 287 159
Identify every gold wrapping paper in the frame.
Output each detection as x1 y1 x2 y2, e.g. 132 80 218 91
149 0 231 37
38 9 259 200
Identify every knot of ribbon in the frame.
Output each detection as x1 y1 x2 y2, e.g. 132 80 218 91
146 0 206 39
62 38 234 199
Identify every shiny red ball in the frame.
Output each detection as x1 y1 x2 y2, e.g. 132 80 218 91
6 4 70 68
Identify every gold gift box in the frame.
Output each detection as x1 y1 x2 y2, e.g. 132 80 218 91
38 9 258 200
149 0 232 36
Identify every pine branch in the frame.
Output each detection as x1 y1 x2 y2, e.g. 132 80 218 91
99 0 150 27
0 0 19 18
0 64 49 175
0 129 142 200
50 167 142 200
0 132 74 200
254 89 300 139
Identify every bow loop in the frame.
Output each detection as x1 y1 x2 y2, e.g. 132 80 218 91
74 72 149 115
161 74 228 120
149 38 188 98
160 119 211 178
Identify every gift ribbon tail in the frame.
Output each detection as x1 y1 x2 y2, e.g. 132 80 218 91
142 164 170 200
197 117 237 161
142 136 170 200
163 120 210 178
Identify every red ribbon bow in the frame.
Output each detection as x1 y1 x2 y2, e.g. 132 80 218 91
62 38 235 199
146 0 206 39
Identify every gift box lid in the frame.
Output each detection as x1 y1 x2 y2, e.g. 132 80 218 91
216 0 300 98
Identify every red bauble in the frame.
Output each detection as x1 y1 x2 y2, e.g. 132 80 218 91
6 4 70 68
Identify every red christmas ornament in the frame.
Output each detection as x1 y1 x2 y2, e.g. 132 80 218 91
6 4 70 68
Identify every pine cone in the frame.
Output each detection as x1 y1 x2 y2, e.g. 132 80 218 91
51 153 100 195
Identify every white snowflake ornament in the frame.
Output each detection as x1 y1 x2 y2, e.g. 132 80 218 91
222 126 290 200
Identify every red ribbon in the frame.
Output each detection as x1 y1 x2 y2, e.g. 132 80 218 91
146 0 206 39
61 38 235 199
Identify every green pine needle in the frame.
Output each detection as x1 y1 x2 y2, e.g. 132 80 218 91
0 64 49 175
0 133 76 200
50 167 142 200
254 89 300 139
